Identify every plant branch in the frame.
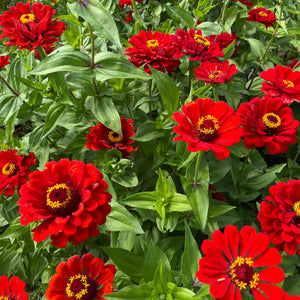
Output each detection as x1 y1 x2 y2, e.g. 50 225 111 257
0 75 19 97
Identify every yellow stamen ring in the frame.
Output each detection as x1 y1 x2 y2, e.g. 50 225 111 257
46 183 71 209
108 131 123 143
147 39 159 49
194 34 210 47
2 163 16 176
262 112 281 129
20 13 35 24
293 201 300 216
66 274 90 300
283 79 294 88
258 11 268 17
197 115 220 135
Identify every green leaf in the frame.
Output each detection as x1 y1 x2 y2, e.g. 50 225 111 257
120 192 158 210
243 38 266 59
0 248 21 275
197 22 222 36
208 200 236 218
166 282 196 299
167 194 192 212
166 6 194 28
134 121 164 142
112 171 138 188
0 222 29 240
153 261 168 293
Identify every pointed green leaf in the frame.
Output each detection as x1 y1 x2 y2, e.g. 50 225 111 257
166 6 195 28
120 192 158 210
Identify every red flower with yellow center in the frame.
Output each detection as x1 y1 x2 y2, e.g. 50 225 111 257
247 7 276 28
0 276 28 300
237 95 299 155
196 225 285 300
172 98 242 160
18 158 112 248
46 254 116 300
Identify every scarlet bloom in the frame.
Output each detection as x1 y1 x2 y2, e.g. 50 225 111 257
18 158 112 248
237 95 299 155
247 7 276 28
0 55 10 70
172 98 242 160
0 275 28 300
0 149 36 197
233 0 254 7
119 0 144 8
196 225 285 300
260 65 300 104
125 30 181 74
0 2 66 55
46 253 116 300
210 32 238 57
282 292 300 300
287 59 299 70
258 180 300 256
86 116 137 157
194 60 238 84
172 29 223 62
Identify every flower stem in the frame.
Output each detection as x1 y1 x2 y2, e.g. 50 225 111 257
218 0 229 26
149 79 153 120
287 147 300 178
212 85 219 102
87 22 95 68
194 151 203 186
0 75 19 97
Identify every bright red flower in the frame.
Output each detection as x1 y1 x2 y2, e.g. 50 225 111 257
287 59 299 70
18 158 112 248
125 30 181 74
172 29 223 62
194 60 238 84
119 0 144 8
172 98 242 160
260 65 300 104
234 0 254 7
125 11 133 23
247 7 276 28
237 95 299 155
0 149 36 197
210 32 238 57
0 2 65 55
282 292 300 300
258 180 300 256
0 276 28 300
196 225 285 300
46 253 116 300
0 55 10 70
86 116 137 157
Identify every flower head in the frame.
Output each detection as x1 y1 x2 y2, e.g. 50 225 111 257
196 225 285 300
260 65 300 104
233 0 254 7
210 32 238 57
86 116 137 157
0 55 10 70
18 158 112 248
0 149 36 197
119 0 144 8
194 60 238 84
172 98 242 160
237 95 299 155
0 275 28 300
258 180 300 256
0 2 65 55
125 30 181 74
247 7 276 28
46 253 116 300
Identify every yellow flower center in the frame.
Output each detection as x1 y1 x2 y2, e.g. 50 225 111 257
2 163 16 176
66 274 90 299
108 130 123 143
46 183 72 209
0 296 9 300
228 256 259 290
194 34 210 47
197 115 219 135
262 112 281 129
20 14 35 24
294 202 300 216
147 39 159 49
283 79 294 88
258 11 268 17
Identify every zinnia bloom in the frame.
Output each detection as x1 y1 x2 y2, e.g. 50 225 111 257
210 32 238 57
282 292 300 300
124 29 181 74
196 225 285 300
172 98 242 160
260 65 300 104
194 60 238 84
0 2 65 55
237 95 299 155
258 180 300 256
233 0 254 7
0 149 36 197
0 275 28 300
119 0 144 8
0 55 10 70
86 116 137 157
18 158 112 248
247 7 276 28
46 253 116 300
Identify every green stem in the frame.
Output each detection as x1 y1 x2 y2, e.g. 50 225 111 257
0 75 19 97
87 23 95 68
218 0 229 26
212 85 219 102
237 148 254 188
149 79 153 120
194 151 203 186
36 46 46 60
287 147 300 178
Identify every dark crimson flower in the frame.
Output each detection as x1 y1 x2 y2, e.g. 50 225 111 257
237 95 299 155
234 0 254 7
0 149 36 197
194 60 238 84
18 158 112 248
125 11 133 23
0 275 28 300
86 116 137 157
209 184 227 203
0 55 10 70
258 180 300 256
260 65 300 104
196 225 285 300
287 59 299 70
172 98 242 160
247 7 276 28
125 30 181 74
0 2 65 55
46 253 116 300
210 32 238 57
171 29 223 62
119 0 144 8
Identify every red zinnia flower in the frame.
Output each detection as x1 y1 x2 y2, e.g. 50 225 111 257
125 30 181 74
0 149 36 197
46 253 116 300
86 116 137 157
0 2 65 55
258 180 300 256
210 32 238 57
237 95 299 155
247 7 276 28
119 0 144 8
125 11 133 23
194 60 238 84
172 29 223 62
0 276 28 300
260 65 300 104
282 292 300 300
196 225 285 300
0 55 10 70
233 0 254 7
172 98 242 160
18 158 112 248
